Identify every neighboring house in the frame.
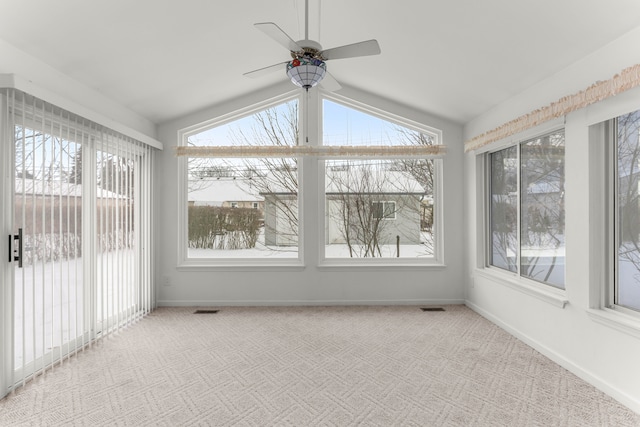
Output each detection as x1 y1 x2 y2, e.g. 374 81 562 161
15 177 129 205
420 194 434 232
14 178 130 230
187 178 264 213
261 169 426 247
13 177 133 257
261 193 298 246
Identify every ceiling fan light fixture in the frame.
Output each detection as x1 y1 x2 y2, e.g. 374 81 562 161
286 56 326 90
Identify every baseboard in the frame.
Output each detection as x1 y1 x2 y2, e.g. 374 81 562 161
465 300 640 415
157 298 466 307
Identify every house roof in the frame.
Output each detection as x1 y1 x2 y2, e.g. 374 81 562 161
15 178 128 199
1 1 639 125
326 170 424 195
188 178 264 205
260 169 425 195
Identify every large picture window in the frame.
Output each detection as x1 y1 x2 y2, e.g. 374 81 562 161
322 100 439 260
488 130 566 289
179 93 444 265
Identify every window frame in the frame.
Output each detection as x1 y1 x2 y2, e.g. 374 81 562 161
606 113 640 317
587 113 640 336
318 93 445 267
176 92 304 270
176 90 446 269
372 201 397 221
484 127 568 296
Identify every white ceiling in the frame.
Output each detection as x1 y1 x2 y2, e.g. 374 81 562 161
1 0 640 125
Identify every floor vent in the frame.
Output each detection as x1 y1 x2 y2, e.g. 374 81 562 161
194 309 219 314
420 307 445 312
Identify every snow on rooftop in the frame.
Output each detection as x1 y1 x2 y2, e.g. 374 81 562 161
325 170 425 194
188 178 263 205
15 178 128 199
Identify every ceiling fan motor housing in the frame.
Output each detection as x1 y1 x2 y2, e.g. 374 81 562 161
294 40 323 56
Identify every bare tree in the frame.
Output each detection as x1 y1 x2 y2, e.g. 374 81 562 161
326 160 426 257
227 102 300 247
490 146 518 271
327 162 391 257
98 154 134 196
519 133 565 284
393 127 435 195
15 126 78 181
389 127 437 255
68 146 83 184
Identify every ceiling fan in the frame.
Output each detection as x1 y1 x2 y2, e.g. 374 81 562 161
244 0 381 91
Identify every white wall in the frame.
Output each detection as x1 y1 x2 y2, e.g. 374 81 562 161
156 82 466 306
464 27 640 412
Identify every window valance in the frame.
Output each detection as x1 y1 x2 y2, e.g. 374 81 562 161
465 64 640 152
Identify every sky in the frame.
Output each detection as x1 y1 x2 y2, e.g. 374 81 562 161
188 98 410 147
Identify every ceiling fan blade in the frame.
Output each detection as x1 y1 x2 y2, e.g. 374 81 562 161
243 61 288 79
254 22 302 52
321 39 381 60
319 71 342 92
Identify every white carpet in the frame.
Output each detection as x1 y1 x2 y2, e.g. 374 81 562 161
1 305 638 426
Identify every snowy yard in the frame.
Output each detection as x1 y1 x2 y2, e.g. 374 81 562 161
188 230 435 258
13 249 137 367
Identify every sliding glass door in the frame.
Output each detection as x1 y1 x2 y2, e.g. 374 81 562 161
1 89 155 395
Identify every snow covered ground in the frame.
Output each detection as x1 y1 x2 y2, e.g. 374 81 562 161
188 231 435 259
13 249 136 367
618 259 640 310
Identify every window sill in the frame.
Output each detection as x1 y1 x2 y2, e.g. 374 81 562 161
318 259 446 271
177 259 305 272
587 308 640 339
475 268 569 308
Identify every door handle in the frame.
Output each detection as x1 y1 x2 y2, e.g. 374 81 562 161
8 228 23 268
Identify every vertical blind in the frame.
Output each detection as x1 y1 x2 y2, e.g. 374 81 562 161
2 88 156 392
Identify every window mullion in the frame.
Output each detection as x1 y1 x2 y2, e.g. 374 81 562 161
517 143 522 277
302 89 320 265
610 118 619 308
484 155 492 267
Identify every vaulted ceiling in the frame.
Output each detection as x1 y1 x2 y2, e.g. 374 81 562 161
1 0 640 125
